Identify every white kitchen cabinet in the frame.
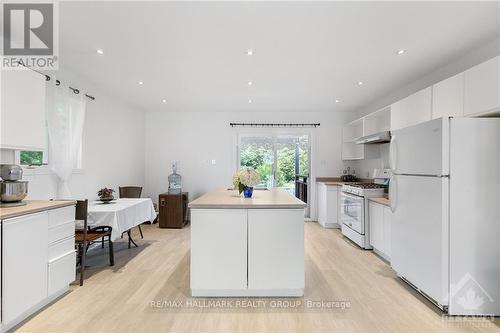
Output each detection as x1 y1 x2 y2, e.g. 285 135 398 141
383 206 391 258
190 209 248 291
363 107 391 136
47 205 76 298
2 212 49 326
0 68 47 151
369 202 384 251
464 55 500 116
48 252 76 296
391 87 432 131
247 209 304 290
341 118 380 160
368 201 392 261
342 118 364 142
317 183 340 228
1 204 76 331
432 73 464 119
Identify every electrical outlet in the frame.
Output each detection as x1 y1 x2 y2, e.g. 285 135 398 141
211 159 216 165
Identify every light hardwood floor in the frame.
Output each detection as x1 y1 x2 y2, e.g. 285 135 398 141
17 222 500 333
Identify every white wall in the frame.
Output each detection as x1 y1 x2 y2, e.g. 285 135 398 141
144 110 358 218
1 94 145 201
351 144 390 179
353 38 500 176
357 37 500 117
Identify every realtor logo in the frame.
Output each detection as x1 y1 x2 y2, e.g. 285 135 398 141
449 273 495 314
2 2 58 69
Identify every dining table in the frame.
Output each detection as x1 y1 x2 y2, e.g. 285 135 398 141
87 198 157 244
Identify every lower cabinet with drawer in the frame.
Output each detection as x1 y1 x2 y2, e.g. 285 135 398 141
1 203 76 332
48 251 77 297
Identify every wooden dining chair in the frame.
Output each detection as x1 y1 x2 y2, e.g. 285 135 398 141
119 186 144 239
75 199 114 286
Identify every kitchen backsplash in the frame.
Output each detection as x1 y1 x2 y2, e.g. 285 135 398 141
351 143 390 178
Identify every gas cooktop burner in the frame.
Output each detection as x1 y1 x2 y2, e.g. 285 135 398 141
348 183 387 189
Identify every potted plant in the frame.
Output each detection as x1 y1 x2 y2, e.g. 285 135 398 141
232 167 261 198
97 188 115 202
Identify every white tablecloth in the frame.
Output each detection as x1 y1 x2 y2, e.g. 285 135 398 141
87 198 157 241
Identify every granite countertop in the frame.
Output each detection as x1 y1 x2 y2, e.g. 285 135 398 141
0 200 76 220
369 197 390 207
189 188 306 209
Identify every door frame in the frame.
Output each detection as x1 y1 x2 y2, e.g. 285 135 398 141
232 128 316 217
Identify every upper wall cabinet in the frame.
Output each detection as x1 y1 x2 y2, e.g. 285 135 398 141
342 119 364 160
363 107 391 136
390 87 432 131
341 119 379 161
345 55 500 144
432 73 464 119
1 68 47 151
342 118 363 142
464 55 500 116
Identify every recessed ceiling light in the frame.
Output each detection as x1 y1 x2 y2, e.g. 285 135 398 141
248 81 253 86
96 49 104 55
162 99 167 103
247 49 253 56
335 99 340 103
397 49 406 55
357 81 364 86
138 81 144 85
248 99 253 104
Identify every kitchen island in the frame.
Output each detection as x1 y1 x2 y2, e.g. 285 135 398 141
189 188 306 297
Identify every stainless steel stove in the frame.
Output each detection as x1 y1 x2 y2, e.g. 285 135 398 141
340 169 392 249
341 182 387 196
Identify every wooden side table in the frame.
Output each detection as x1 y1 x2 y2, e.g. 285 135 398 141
158 192 188 228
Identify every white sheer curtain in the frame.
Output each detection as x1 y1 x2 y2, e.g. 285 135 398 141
46 83 86 198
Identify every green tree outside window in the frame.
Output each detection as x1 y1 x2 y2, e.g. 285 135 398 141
20 151 44 165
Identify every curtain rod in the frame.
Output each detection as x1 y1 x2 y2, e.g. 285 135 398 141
16 61 95 101
230 123 320 128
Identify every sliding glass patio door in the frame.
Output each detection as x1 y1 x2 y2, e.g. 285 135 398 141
238 135 275 188
238 134 310 195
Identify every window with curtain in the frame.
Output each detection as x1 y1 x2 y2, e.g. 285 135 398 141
46 82 86 197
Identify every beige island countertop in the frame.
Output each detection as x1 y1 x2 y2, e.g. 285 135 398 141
0 200 76 220
189 188 306 209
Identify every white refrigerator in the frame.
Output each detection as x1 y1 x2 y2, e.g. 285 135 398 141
389 117 500 316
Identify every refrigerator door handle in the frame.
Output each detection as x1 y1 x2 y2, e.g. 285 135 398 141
389 175 397 213
389 135 397 172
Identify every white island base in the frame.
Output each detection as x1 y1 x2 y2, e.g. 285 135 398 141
189 189 306 297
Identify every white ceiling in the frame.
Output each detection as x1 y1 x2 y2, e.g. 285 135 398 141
57 1 500 113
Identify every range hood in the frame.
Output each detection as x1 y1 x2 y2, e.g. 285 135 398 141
355 131 391 144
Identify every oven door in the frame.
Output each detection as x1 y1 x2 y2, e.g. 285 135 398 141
341 192 365 234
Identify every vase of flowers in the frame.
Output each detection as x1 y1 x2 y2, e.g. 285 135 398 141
97 188 115 202
232 167 261 198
